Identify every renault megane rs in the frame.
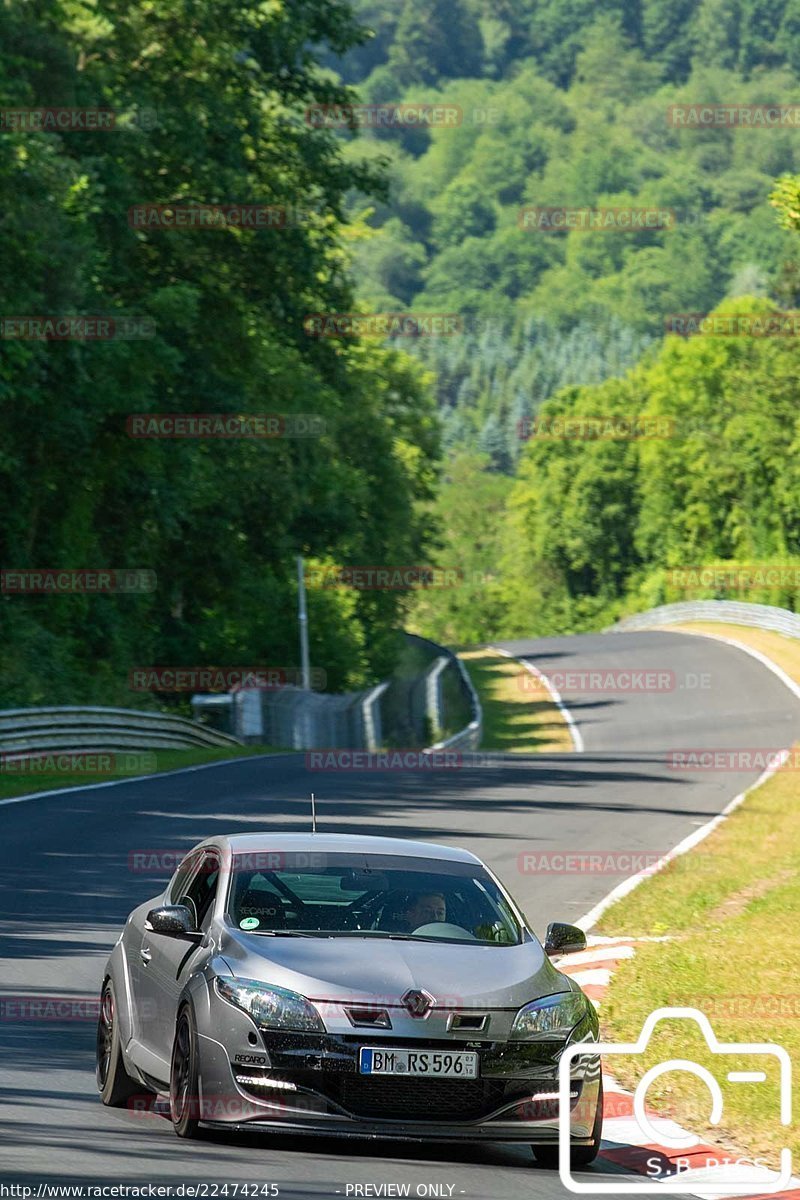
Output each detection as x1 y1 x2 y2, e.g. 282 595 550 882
96 833 602 1165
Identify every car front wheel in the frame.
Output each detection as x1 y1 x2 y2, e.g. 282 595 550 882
96 978 142 1107
170 1004 204 1139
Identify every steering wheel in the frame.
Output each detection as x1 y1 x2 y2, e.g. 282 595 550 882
411 921 477 940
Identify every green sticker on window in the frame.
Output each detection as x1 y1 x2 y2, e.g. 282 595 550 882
239 916 260 930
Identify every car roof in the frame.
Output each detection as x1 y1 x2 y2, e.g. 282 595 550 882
202 832 480 864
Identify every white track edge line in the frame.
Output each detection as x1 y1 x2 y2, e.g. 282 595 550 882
654 623 800 701
577 624 800 930
575 749 789 932
584 626 800 1194
488 646 584 753
0 750 301 808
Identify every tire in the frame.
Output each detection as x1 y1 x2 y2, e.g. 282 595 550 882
170 1004 204 1139
96 977 141 1107
532 1076 604 1169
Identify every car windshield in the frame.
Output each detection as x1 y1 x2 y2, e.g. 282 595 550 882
226 851 521 945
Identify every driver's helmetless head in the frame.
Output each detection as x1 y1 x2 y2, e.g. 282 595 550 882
406 892 446 927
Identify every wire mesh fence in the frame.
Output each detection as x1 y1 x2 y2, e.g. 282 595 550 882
191 633 480 752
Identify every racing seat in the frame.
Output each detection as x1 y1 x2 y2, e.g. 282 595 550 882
375 890 413 933
237 885 287 929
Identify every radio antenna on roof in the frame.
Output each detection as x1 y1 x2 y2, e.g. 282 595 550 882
310 792 317 833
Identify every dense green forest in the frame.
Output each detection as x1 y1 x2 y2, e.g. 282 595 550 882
412 294 800 643
319 0 800 640
328 0 800 92
2 0 800 705
326 1 800 467
0 0 438 704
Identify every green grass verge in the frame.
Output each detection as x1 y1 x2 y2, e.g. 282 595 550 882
597 623 800 1166
0 743 282 801
459 649 573 752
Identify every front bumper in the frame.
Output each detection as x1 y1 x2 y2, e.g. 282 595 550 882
195 1026 601 1144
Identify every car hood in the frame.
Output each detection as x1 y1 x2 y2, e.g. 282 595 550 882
217 928 568 1008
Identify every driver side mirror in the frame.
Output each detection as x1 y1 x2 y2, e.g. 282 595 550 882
544 921 587 957
145 904 203 942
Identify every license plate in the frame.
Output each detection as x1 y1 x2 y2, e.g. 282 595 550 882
359 1047 479 1079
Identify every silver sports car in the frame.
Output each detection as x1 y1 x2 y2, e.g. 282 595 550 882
97 833 602 1165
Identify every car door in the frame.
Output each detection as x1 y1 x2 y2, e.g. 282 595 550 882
128 851 199 1054
135 848 221 1066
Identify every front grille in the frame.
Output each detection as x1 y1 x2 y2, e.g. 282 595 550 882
339 1035 492 1049
327 1074 509 1121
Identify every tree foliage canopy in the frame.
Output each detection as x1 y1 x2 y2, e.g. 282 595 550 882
0 0 439 705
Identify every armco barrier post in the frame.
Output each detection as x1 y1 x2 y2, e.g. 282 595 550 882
425 657 449 743
362 682 389 751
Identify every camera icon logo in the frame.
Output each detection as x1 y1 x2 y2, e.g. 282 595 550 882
559 1007 792 1194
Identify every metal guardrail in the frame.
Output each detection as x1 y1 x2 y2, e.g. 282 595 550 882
609 599 800 638
0 706 242 754
423 652 483 754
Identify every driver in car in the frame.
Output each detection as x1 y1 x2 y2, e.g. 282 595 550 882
403 891 447 930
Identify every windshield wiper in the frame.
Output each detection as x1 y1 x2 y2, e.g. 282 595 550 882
307 930 416 939
245 928 423 941
247 929 318 938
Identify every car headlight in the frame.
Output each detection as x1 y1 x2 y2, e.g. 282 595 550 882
510 991 588 1040
215 976 324 1033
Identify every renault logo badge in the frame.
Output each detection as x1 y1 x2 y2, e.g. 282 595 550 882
402 988 435 1018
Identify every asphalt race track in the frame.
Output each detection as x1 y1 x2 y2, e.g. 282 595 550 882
2 630 799 1200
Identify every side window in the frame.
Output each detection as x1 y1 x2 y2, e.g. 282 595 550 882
169 852 201 904
180 850 220 930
